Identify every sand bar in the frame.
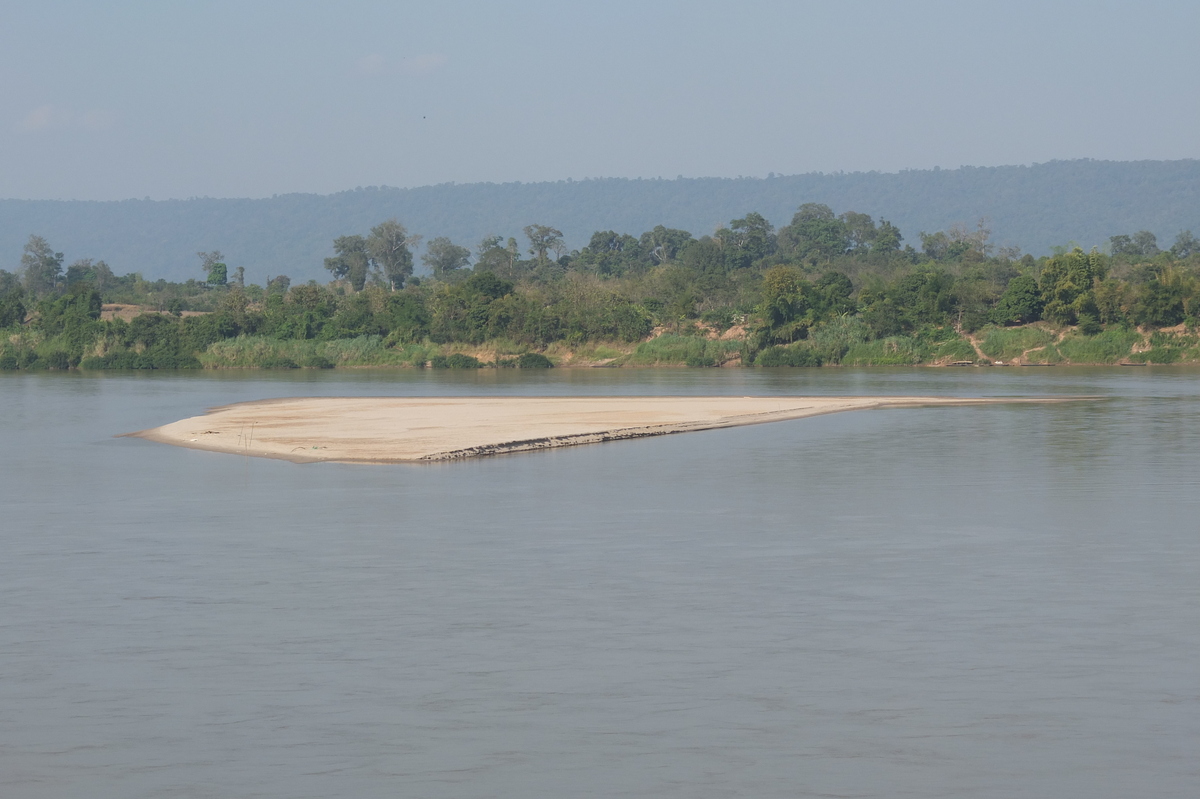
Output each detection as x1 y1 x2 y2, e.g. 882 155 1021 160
129 395 1085 464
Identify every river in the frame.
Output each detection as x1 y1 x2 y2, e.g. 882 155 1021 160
2 367 1197 798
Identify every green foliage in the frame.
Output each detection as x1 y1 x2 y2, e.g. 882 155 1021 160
430 353 483 369
805 315 869 363
421 236 471 277
755 345 822 367
1054 328 1141 363
976 325 1056 360
367 219 416 289
21 235 64 296
993 274 1043 324
627 335 741 367
1040 248 1105 324
9 194 1200 372
516 352 553 368
932 337 979 362
776 203 847 263
842 336 930 366
0 290 25 329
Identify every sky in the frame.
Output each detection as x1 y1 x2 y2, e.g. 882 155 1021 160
2 0 1198 201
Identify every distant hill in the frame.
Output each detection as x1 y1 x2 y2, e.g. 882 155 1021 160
2 159 1198 283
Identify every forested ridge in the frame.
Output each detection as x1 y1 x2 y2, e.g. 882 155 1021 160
3 159 1199 283
4 202 1200 372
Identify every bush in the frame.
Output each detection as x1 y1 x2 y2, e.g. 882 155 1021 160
1077 312 1102 336
259 356 299 369
430 353 482 369
0 355 17 370
516 352 553 368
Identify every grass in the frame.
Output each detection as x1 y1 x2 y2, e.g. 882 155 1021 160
627 335 743 367
807 316 870 363
976 325 1056 360
842 336 930 366
1055 329 1142 364
199 335 431 368
932 337 978 362
1127 331 1200 364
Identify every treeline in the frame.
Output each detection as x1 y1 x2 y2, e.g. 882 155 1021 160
2 204 1199 371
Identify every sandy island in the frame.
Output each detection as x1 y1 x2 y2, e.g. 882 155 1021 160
128 395 1085 465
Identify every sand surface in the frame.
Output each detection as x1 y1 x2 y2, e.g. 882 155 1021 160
130 395 1079 465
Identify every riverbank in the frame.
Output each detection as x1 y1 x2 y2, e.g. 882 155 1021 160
130 395 1084 464
7 321 1199 372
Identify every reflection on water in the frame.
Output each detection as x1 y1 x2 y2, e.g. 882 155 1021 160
1 367 1198 798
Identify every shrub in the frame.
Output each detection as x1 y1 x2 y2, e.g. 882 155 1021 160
516 352 553 368
44 350 72 370
430 353 482 369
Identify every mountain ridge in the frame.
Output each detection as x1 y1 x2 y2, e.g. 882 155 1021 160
3 159 1197 283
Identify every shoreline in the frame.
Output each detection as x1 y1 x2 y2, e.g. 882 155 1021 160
129 395 1091 465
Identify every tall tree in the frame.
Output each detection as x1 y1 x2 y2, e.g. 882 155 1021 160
196 250 229 286
421 237 471 277
1171 230 1199 259
840 212 877 253
874 219 903 253
367 219 420 290
325 235 370 291
776 204 848 263
21 235 64 296
721 212 776 268
638 225 693 265
523 224 565 266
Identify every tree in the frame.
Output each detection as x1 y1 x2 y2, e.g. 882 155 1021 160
367 219 419 290
21 235 64 296
1170 230 1198 259
1040 248 1105 324
718 213 775 269
64 258 115 291
947 219 993 258
577 230 645 276
840 212 877 253
755 265 811 344
0 289 25 329
325 235 370 291
1132 230 1160 256
1111 231 1160 258
874 219 903 253
523 224 565 266
639 225 693 265
197 251 227 286
776 204 848 263
422 237 471 277
993 274 1043 325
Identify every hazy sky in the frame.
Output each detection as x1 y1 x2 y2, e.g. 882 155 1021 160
3 0 1197 200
